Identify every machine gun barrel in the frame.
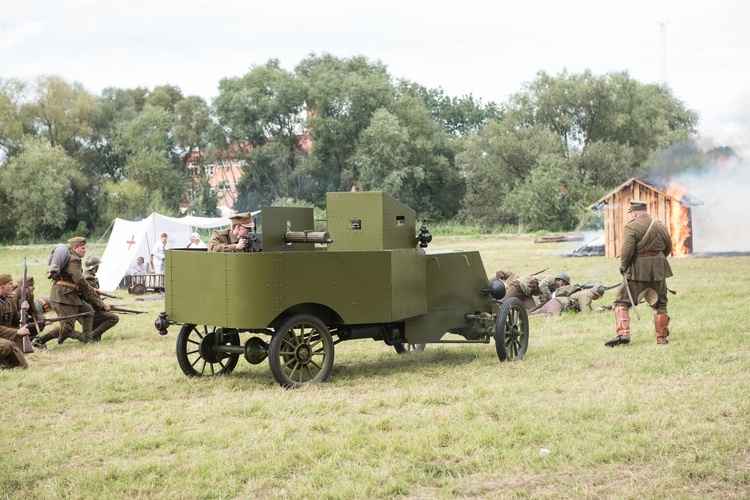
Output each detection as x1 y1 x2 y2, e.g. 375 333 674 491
284 231 332 244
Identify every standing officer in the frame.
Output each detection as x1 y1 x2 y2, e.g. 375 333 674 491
605 200 673 347
83 256 120 342
0 274 29 368
49 236 110 344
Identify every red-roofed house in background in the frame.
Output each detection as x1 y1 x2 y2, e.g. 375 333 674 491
185 136 312 216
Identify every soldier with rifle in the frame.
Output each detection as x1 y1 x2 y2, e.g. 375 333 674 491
49 236 109 344
12 274 45 343
30 297 94 348
0 273 30 368
494 268 571 311
530 283 608 317
605 200 674 347
83 256 119 342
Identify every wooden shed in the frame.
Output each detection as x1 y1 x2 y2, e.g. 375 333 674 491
590 177 703 258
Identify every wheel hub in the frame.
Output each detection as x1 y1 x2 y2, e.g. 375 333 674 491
295 344 311 364
199 331 224 363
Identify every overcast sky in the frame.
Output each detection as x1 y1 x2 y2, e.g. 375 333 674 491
2 0 748 155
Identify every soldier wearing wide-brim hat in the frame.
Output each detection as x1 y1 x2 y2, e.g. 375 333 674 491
207 212 256 252
0 273 30 368
48 237 110 345
605 200 674 347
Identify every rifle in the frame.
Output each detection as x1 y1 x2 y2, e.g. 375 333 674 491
109 305 145 315
20 258 34 353
98 291 122 300
44 311 95 324
529 267 549 277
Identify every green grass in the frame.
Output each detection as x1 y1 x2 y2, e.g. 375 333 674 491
1 238 748 498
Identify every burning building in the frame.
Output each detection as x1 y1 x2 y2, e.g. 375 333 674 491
590 177 703 258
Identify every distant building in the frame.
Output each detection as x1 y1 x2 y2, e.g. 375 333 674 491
185 137 311 215
590 177 703 258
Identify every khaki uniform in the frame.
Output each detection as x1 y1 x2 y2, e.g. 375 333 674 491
84 270 119 341
607 204 673 346
530 287 598 316
0 294 28 368
498 270 562 310
614 213 673 314
208 229 241 252
12 287 45 337
49 249 99 343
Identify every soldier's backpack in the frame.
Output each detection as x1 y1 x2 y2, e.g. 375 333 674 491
47 243 70 280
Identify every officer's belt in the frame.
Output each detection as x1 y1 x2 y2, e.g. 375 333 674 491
636 251 660 257
53 280 81 292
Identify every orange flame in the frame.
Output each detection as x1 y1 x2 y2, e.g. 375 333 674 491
666 182 691 256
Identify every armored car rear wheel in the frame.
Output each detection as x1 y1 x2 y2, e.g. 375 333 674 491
494 297 529 361
176 324 240 376
394 342 426 354
269 314 334 388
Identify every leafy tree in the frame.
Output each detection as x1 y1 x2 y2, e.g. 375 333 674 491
354 109 410 192
504 155 595 232
397 81 503 136
111 104 186 212
506 70 698 179
21 75 100 157
213 59 309 205
460 69 698 228
147 84 185 113
458 121 564 227
0 78 27 159
0 137 82 241
173 96 211 163
296 53 396 195
97 179 170 223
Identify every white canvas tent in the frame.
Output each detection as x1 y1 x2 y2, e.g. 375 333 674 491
96 213 231 291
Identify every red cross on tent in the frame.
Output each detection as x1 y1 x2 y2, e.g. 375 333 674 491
126 235 136 250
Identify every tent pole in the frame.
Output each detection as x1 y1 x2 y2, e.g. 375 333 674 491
97 219 116 245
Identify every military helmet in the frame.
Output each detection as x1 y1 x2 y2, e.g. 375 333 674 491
591 283 606 298
85 256 102 271
555 272 571 285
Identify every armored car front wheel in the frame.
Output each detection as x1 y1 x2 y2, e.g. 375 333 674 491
269 314 334 388
494 297 529 361
176 324 240 376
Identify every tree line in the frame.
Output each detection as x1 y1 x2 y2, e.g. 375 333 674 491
1 52 713 242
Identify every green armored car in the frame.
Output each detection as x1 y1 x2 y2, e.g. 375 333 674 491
155 191 529 388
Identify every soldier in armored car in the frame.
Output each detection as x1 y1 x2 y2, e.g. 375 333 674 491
49 236 110 344
208 213 255 252
0 274 29 368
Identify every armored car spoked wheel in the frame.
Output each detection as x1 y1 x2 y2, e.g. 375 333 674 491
394 341 426 354
494 297 529 361
176 324 240 376
269 314 334 388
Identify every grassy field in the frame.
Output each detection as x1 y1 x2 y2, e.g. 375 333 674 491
1 238 748 498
